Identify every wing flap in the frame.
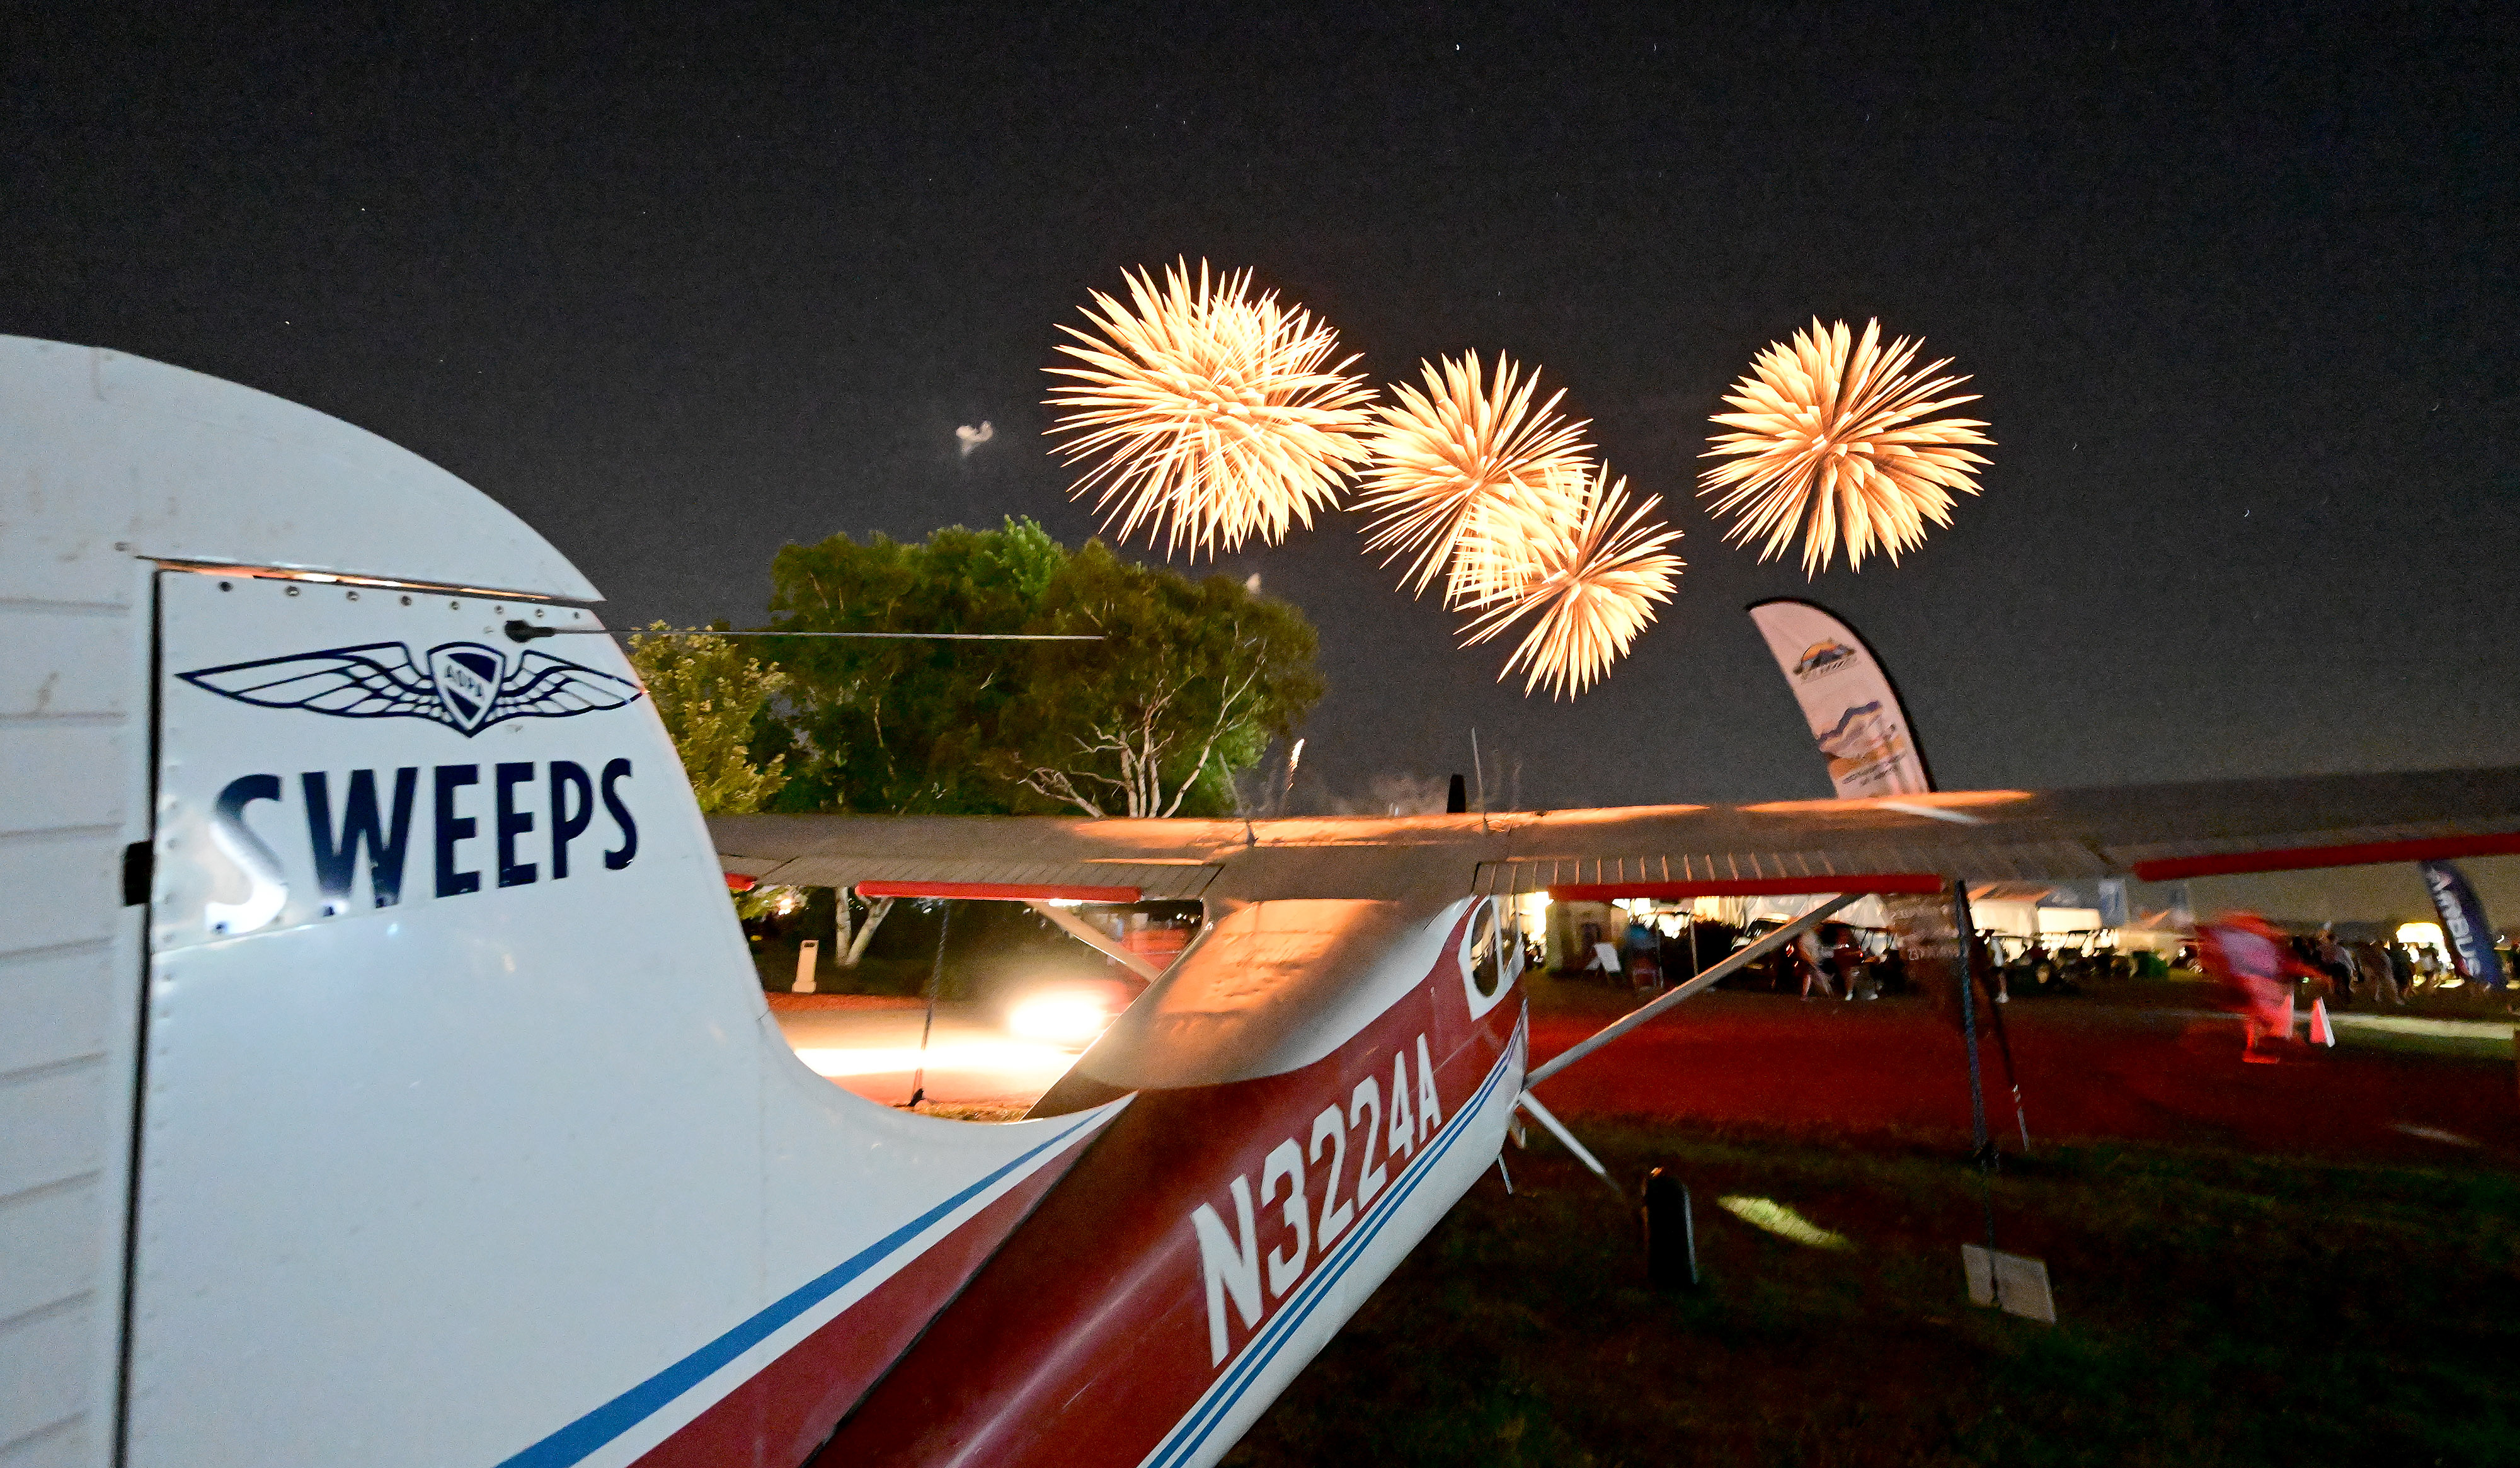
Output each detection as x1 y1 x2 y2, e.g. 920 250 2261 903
1472 837 2114 895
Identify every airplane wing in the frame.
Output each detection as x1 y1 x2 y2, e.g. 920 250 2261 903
709 764 2520 902
1472 765 2520 896
707 811 1251 900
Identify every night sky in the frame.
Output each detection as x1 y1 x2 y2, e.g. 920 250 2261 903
10 6 2516 915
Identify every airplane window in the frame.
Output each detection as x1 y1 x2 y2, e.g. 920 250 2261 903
1465 900 1504 1001
1457 898 1523 1021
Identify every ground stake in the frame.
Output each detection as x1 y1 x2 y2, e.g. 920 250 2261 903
1642 1169 1698 1290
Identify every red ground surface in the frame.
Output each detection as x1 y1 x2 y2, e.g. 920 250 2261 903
1526 984 2520 1166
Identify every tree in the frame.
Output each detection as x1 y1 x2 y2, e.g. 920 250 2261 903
624 624 791 814
1008 541 1321 817
759 519 1321 817
760 519 1065 813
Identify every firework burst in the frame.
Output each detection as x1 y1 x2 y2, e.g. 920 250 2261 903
1698 318 1992 575
1045 260 1376 558
1459 464 1684 699
1355 352 1594 604
1442 460 1588 614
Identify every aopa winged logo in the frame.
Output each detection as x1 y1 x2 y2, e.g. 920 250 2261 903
178 640 643 737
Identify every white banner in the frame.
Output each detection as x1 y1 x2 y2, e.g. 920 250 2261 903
1746 598 1933 798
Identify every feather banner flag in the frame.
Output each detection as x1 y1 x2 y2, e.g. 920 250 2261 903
2420 860 2506 990
1744 597 1933 798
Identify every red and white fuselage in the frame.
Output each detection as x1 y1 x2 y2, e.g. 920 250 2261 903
0 336 1526 1468
19 335 2515 1468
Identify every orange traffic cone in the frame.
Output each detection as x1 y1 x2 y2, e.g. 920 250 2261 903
2309 997 2335 1047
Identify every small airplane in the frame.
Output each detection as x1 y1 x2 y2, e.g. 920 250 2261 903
8 334 2519 1468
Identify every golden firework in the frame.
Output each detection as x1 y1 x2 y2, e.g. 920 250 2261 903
1356 352 1594 603
1460 464 1684 699
1045 260 1375 558
1441 459 1588 614
1698 318 1991 575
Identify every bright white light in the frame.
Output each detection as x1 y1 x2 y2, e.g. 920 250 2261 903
2397 922 2444 949
1009 992 1113 1044
789 1041 1075 1079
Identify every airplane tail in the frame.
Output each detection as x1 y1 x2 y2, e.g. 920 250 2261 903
0 336 1125 1468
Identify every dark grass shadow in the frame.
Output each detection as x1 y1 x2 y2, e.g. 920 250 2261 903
1225 1123 2520 1467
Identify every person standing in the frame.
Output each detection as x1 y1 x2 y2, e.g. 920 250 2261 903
2388 941 2417 1001
1833 927 1873 1001
1796 925 1836 999
1624 914 1661 994
2352 939 2405 1007
2197 912 2322 1062
2315 929 2355 1008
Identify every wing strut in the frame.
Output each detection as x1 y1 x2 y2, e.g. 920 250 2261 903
1524 893 1862 1089
1514 1092 1624 1200
1024 899 1163 981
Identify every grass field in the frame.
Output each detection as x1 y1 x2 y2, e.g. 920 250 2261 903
2327 1012 2520 1063
1224 1123 2520 1467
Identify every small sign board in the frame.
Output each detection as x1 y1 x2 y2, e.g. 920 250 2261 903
1590 942 1623 973
794 939 820 994
1962 1244 2056 1324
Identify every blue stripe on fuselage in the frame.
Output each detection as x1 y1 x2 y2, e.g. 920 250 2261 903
496 1111 1106 1468
1144 1012 1526 1468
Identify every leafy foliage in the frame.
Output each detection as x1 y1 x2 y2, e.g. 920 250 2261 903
759 519 1322 817
1014 541 1322 817
758 519 1064 813
624 623 789 815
